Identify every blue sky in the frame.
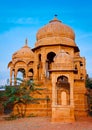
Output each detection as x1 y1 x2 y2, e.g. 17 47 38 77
0 0 92 85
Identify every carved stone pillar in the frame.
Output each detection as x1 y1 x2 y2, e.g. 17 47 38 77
14 69 17 85
10 68 13 85
52 76 57 106
42 54 47 80
69 76 74 106
25 67 28 80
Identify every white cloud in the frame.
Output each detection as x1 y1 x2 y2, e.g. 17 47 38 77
7 17 39 25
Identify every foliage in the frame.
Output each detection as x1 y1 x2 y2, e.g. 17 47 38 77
0 78 45 118
86 76 92 89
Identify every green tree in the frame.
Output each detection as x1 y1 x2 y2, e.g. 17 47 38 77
86 76 92 89
86 76 92 115
0 78 46 118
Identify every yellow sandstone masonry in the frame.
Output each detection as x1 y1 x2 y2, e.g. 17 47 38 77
8 16 88 122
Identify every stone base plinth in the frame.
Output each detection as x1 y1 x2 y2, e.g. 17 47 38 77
52 106 75 123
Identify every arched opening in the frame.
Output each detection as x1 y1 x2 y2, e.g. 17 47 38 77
17 68 25 79
57 75 68 83
28 68 34 80
14 68 26 85
75 64 77 70
46 52 56 78
17 71 23 79
38 54 41 62
56 75 70 105
47 52 56 64
80 61 83 66
74 64 78 74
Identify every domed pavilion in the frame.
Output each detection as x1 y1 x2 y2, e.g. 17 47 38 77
8 17 88 122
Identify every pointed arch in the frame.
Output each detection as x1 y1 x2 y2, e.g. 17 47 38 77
45 52 56 79
47 52 56 63
56 75 70 105
17 68 26 79
28 68 34 80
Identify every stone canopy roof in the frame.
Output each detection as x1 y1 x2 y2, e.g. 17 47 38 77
12 40 34 60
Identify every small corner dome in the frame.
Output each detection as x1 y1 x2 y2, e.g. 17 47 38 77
54 50 73 63
36 17 75 41
12 41 34 60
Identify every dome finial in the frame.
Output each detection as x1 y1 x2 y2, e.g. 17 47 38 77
54 14 58 18
54 14 58 20
25 38 28 46
49 14 61 23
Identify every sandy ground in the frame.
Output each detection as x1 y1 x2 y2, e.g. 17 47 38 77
0 116 92 130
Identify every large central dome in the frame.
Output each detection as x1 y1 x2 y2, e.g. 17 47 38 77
35 17 76 47
37 17 75 40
